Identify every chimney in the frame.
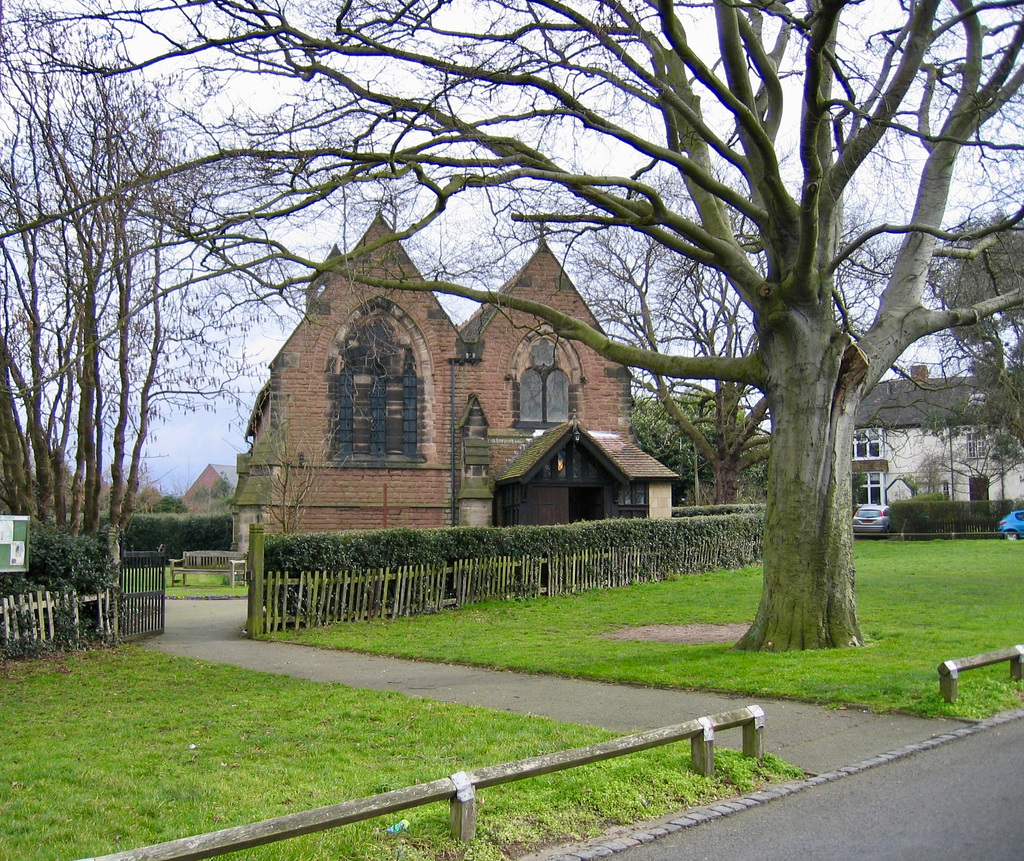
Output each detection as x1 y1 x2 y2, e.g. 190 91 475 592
910 364 930 381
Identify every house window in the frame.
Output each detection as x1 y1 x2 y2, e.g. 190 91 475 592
862 472 883 505
331 315 420 459
519 339 569 425
965 431 984 460
618 483 649 518
853 429 883 460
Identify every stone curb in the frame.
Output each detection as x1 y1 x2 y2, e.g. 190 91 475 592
537 705 1024 861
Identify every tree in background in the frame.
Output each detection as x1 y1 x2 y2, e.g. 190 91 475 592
931 230 1024 450
154 495 189 514
44 0 1024 648
631 395 767 505
573 228 768 503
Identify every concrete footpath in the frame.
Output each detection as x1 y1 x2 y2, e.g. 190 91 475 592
146 598 964 776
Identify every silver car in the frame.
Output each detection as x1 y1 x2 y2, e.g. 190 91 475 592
853 504 890 534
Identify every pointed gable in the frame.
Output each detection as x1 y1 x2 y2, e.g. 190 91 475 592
351 213 427 282
458 240 603 345
272 216 456 365
497 424 675 485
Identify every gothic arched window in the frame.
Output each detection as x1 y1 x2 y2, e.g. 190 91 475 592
519 339 569 425
331 315 420 459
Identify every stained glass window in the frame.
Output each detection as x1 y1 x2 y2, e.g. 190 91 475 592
546 369 569 422
403 352 418 457
520 339 570 425
334 313 420 459
521 368 544 422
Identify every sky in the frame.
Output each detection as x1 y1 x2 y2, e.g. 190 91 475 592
143 334 283 494
144 401 254 493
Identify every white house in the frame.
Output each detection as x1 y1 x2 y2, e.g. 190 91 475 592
853 367 1024 506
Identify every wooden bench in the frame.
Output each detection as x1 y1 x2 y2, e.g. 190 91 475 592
169 551 247 587
938 645 1024 702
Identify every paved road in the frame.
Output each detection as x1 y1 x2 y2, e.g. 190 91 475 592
554 712 1024 861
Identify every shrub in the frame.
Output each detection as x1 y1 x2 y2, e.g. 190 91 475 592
673 503 765 518
264 513 765 576
0 529 116 597
1 530 116 659
909 492 947 502
123 514 233 558
888 498 1021 534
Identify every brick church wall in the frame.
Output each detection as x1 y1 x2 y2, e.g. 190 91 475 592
239 228 635 539
463 244 632 477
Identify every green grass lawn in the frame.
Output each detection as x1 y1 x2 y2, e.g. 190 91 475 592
0 649 800 861
276 540 1024 719
165 567 248 598
167 584 248 599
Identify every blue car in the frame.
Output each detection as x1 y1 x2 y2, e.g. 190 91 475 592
997 510 1024 539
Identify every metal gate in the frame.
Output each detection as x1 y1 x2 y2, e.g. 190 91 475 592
120 550 166 638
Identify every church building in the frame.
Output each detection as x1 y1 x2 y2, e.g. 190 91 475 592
233 219 677 549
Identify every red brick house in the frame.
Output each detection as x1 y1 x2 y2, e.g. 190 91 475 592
233 219 676 548
184 463 237 512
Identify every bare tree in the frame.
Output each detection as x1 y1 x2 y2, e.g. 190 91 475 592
261 432 332 535
572 228 768 502
240 386 334 535
931 229 1024 448
48 0 1024 648
0 29 243 531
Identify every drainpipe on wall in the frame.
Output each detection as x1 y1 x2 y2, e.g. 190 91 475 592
450 358 457 527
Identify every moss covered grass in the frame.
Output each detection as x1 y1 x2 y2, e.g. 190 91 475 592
279 540 1024 719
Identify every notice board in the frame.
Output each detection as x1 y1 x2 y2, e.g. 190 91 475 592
0 515 29 572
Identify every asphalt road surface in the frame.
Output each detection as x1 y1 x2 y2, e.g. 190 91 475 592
609 711 1024 861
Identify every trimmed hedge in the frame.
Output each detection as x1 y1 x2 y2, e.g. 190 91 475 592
888 498 1021 535
264 513 765 577
0 529 116 597
673 503 765 518
123 514 234 558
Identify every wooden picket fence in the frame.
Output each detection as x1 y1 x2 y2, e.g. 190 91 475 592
1 590 116 653
546 544 658 595
251 543 681 635
260 557 541 633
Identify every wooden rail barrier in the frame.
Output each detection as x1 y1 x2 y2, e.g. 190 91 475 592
938 645 1024 702
74 705 765 861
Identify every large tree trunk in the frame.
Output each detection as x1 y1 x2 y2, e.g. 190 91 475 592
712 460 741 504
736 324 865 651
